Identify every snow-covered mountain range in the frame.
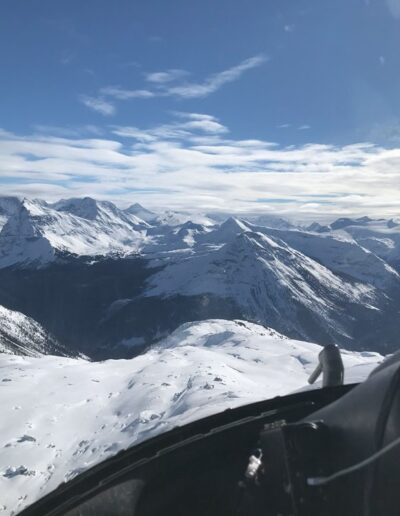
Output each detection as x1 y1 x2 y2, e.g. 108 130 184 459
0 199 395 514
0 319 383 515
0 197 149 268
0 196 399 356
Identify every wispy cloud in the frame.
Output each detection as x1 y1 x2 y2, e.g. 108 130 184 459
173 112 229 134
165 55 267 99
95 55 268 109
386 0 400 18
1 112 399 220
79 95 116 116
145 69 189 84
33 124 103 137
99 87 155 100
113 113 228 142
60 51 74 65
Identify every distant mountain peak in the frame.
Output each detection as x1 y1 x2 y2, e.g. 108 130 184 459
306 222 330 233
387 218 400 229
125 203 158 223
330 216 374 231
128 202 146 211
0 196 23 216
1 202 44 238
53 197 100 220
219 216 250 233
0 196 150 267
178 220 207 231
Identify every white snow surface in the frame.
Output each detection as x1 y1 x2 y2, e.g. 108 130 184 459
0 319 382 515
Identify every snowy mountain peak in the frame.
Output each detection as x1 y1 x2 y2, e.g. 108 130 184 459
202 217 251 244
154 210 215 227
125 203 158 223
52 197 150 228
330 216 374 231
0 196 399 353
0 196 23 217
220 216 250 232
53 197 100 220
306 222 330 233
1 202 43 239
146 226 384 346
127 202 145 211
0 205 55 268
206 212 295 230
0 197 151 267
387 218 400 229
178 220 207 232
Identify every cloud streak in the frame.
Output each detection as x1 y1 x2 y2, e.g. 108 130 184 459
99 87 155 100
145 69 189 84
93 55 267 109
0 113 399 221
165 55 267 99
79 95 116 116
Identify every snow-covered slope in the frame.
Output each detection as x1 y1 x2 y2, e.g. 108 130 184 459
258 226 400 289
147 215 399 289
312 216 400 263
0 319 382 515
0 198 149 268
146 230 383 345
337 223 400 263
0 305 69 357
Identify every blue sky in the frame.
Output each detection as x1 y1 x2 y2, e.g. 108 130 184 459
1 0 400 219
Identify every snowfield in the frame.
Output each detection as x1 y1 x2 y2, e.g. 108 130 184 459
0 319 382 515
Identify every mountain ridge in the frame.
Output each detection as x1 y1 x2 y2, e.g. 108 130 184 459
0 196 399 356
